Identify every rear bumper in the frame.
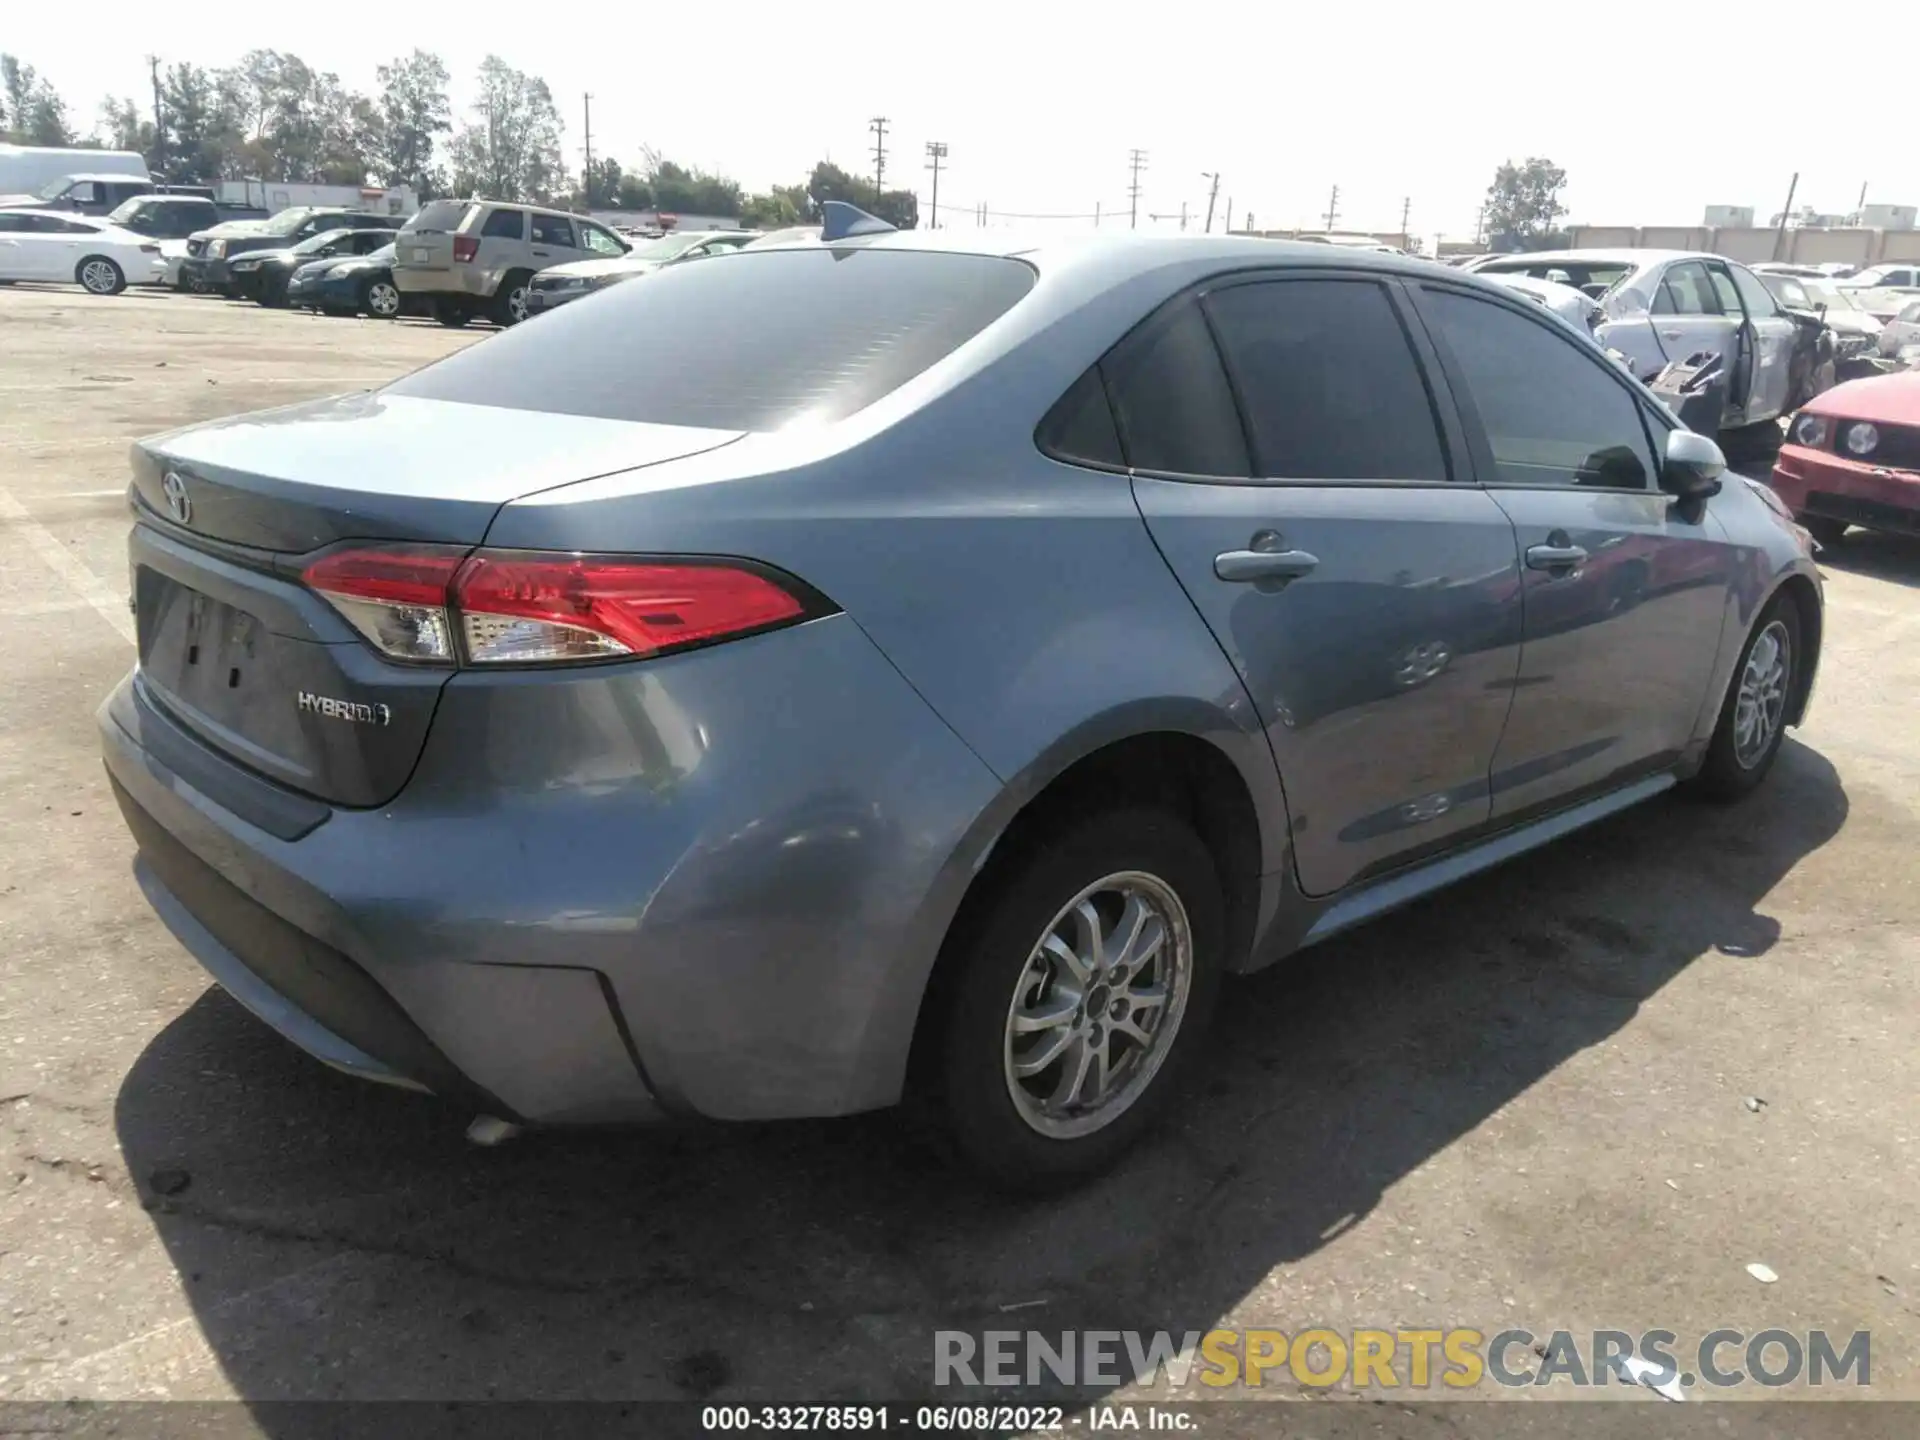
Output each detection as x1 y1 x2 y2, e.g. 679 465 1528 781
392 265 494 300
99 614 1002 1125
1771 445 1920 536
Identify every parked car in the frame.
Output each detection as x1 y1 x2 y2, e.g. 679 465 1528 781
1879 298 1920 364
182 209 405 295
1475 250 1801 432
231 228 398 306
1756 271 1883 355
102 214 1823 1188
526 230 755 314
0 208 163 293
285 242 415 318
391 199 630 327
105 193 220 243
1772 370 1920 543
0 171 157 216
739 225 823 249
1837 263 1920 320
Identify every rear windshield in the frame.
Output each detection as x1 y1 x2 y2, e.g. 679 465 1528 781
407 200 475 232
389 248 1036 431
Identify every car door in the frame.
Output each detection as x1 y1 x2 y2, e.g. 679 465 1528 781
1649 259 1739 378
1709 259 1796 421
1412 281 1733 823
1122 274 1526 896
8 212 68 279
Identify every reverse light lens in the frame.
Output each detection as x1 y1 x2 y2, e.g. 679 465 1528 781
302 547 819 667
453 553 808 665
302 547 467 663
1844 421 1880 456
1790 413 1829 448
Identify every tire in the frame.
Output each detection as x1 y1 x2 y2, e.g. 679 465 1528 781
1800 516 1848 549
935 808 1224 1190
75 256 126 295
362 277 402 319
1689 595 1803 802
433 297 472 328
490 270 532 327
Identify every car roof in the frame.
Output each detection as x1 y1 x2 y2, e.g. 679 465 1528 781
1477 248 1710 268
58 172 151 184
0 207 101 222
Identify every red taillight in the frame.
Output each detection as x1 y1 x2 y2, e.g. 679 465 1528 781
452 235 478 263
302 546 818 667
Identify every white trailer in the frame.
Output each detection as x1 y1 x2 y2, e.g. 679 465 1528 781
0 144 149 200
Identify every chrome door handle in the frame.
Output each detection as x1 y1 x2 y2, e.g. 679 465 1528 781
1660 329 1682 340
1526 543 1589 571
1214 548 1319 583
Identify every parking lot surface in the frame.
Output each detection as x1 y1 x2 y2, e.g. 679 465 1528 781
1 286 1917 1425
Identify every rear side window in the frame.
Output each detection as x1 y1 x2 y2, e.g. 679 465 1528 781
1037 368 1124 469
390 248 1035 431
482 208 526 240
1423 288 1656 490
1204 279 1447 481
1730 265 1779 318
1100 301 1249 477
530 213 574 246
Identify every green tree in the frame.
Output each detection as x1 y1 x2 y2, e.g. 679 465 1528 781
799 160 917 229
99 97 157 162
579 155 624 209
376 50 451 196
1483 157 1568 251
613 171 654 211
740 183 808 228
160 63 247 183
645 157 742 217
3 55 76 145
447 57 564 202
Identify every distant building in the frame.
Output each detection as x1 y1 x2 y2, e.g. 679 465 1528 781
1861 204 1917 232
1704 205 1754 227
213 180 418 216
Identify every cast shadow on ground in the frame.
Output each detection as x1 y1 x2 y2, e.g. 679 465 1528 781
113 740 1846 1421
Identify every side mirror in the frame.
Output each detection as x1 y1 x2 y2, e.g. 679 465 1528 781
1661 428 1725 500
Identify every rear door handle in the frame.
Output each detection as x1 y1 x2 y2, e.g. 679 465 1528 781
1214 548 1319 583
1526 543 1589 571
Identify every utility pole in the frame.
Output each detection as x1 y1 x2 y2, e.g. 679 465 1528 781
1094 201 1101 228
1127 148 1148 229
1474 200 1488 245
869 117 890 205
1225 196 1234 234
924 141 947 228
582 93 593 208
1856 180 1869 223
1400 195 1411 246
147 56 167 175
1180 200 1189 231
1323 184 1340 233
1202 172 1220 233
1770 172 1799 261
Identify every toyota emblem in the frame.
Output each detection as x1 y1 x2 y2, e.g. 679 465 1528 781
161 470 192 526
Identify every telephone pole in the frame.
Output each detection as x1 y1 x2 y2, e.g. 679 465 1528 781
582 94 594 208
1856 180 1869 223
1400 195 1411 245
147 56 167 174
869 117 890 204
1202 172 1220 233
924 141 947 228
1323 184 1340 233
1127 148 1148 230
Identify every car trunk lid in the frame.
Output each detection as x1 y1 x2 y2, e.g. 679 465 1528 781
129 394 741 807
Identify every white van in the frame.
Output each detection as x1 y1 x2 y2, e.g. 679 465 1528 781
0 145 150 206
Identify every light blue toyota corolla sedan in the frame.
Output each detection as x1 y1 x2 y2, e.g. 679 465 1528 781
102 205 1823 1188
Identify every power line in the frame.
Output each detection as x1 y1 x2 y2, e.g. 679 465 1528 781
869 116 890 202
1127 148 1148 230
925 141 947 229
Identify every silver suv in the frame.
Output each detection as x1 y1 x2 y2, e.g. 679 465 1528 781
391 198 629 326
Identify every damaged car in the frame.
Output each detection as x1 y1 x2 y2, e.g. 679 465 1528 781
1757 271 1884 379
1473 250 1800 434
1772 370 1920 544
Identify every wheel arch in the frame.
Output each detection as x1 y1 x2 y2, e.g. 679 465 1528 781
1772 569 1822 726
899 720 1279 1105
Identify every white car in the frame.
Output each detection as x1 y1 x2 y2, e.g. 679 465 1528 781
1836 263 1920 321
0 208 165 294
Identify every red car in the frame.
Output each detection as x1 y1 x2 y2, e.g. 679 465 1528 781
1771 371 1920 545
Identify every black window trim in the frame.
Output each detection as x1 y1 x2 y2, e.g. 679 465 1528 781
1034 263 1473 489
1406 278 1668 496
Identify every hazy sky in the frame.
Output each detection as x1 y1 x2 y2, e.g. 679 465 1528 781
10 2 1911 241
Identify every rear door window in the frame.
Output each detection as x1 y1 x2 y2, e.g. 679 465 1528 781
482 208 526 240
530 213 575 247
1203 278 1448 481
390 248 1035 431
1654 262 1722 316
1099 300 1249 477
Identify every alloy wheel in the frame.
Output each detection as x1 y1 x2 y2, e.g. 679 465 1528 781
1733 619 1791 769
1002 871 1193 1140
81 260 118 294
369 282 400 317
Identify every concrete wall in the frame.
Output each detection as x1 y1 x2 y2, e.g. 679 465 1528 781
1570 224 1920 267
